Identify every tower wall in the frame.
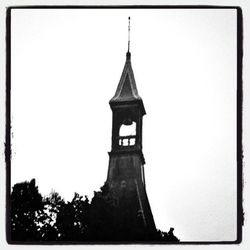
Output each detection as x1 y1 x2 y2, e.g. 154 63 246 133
106 152 156 234
107 153 143 184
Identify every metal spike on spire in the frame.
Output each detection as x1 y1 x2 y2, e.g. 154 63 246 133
128 16 131 52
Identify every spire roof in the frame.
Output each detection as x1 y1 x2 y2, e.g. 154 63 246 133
110 52 142 103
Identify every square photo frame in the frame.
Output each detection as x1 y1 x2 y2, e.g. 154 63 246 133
5 5 243 246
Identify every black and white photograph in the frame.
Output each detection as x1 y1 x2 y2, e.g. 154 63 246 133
3 5 244 245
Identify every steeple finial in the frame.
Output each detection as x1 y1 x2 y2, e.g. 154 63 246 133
128 16 131 52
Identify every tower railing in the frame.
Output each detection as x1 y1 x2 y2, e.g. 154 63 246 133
117 135 136 147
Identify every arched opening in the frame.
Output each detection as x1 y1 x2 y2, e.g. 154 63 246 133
119 121 136 136
119 121 136 146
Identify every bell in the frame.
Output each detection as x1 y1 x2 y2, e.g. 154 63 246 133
123 118 133 125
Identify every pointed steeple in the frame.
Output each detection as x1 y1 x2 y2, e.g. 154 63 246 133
110 52 142 103
110 17 145 115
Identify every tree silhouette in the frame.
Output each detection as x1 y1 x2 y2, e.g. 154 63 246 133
87 182 118 241
55 193 90 241
10 179 180 242
11 179 43 241
39 191 65 240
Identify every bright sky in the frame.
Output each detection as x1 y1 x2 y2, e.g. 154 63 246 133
11 8 237 242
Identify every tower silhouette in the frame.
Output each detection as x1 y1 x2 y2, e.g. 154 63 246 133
106 49 156 238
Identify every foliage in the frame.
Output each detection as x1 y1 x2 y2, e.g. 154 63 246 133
55 193 90 241
87 182 118 240
39 191 65 240
11 179 43 241
10 179 179 242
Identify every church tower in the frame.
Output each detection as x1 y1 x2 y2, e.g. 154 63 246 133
106 21 156 238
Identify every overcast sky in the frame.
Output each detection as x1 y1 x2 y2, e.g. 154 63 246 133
11 8 237 242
